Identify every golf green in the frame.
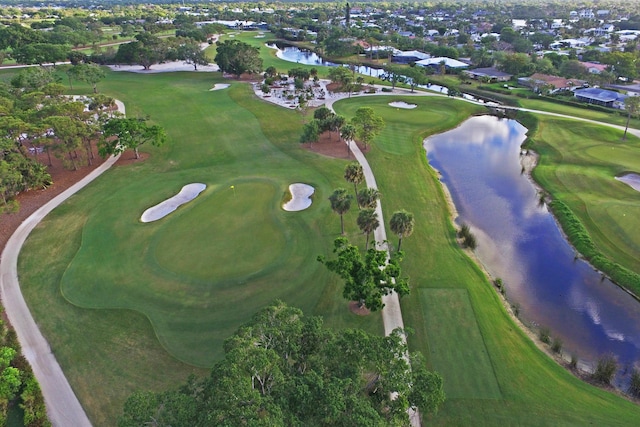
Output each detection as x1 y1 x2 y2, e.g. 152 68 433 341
151 181 289 283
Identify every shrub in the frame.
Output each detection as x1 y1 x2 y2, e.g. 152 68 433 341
570 353 579 370
629 367 640 398
458 223 477 249
539 327 551 344
551 337 563 354
511 303 520 317
592 354 617 385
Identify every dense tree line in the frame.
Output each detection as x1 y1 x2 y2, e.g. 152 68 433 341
119 301 444 426
0 66 115 213
0 318 49 426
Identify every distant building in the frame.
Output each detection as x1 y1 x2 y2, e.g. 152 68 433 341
579 62 608 74
574 88 627 108
464 67 512 82
416 57 469 71
392 50 430 64
518 73 585 93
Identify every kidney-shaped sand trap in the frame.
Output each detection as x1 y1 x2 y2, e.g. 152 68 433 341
210 84 230 91
616 173 640 192
389 101 417 109
283 183 315 211
141 183 207 222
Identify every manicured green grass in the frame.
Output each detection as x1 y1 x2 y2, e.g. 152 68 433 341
17 70 382 424
420 289 501 399
10 65 640 425
530 116 640 283
333 96 640 425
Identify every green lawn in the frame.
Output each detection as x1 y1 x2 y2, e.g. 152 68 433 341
420 289 501 400
17 70 381 424
333 95 640 426
10 66 640 425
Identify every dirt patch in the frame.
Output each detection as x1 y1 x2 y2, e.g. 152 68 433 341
223 73 262 83
0 142 108 251
326 82 342 93
115 151 149 166
0 145 144 252
302 131 370 159
349 301 371 316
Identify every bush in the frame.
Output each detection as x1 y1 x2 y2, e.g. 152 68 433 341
629 367 640 397
511 303 520 317
539 327 551 344
592 354 617 385
458 223 477 249
570 353 578 370
551 337 563 354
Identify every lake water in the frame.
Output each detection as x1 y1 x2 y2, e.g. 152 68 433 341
267 43 460 95
267 43 400 81
425 115 640 386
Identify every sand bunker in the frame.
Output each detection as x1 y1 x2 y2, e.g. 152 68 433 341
108 61 219 74
389 101 417 109
210 84 230 91
616 173 640 192
283 183 315 211
141 183 206 222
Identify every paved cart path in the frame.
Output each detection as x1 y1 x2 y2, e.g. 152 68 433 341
0 100 125 427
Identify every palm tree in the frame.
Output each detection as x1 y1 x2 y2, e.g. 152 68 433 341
357 187 380 209
357 208 379 250
329 188 352 235
344 162 364 201
341 123 356 156
623 96 640 140
389 210 415 252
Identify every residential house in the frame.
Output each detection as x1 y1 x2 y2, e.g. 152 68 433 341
518 73 585 93
416 57 469 72
392 50 430 64
579 62 608 74
464 67 512 82
574 88 627 108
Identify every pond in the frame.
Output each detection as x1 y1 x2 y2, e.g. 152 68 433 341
267 43 463 96
267 42 391 80
425 115 640 387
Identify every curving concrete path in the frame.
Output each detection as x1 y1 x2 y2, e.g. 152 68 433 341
0 99 125 427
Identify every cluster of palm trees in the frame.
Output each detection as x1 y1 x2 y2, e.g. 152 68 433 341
330 162 415 252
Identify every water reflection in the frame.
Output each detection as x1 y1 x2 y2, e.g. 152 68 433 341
425 115 640 384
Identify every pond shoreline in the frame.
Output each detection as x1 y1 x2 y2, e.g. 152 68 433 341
425 115 640 397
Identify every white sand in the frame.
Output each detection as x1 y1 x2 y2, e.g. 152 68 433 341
108 61 219 74
141 183 206 222
283 183 315 211
210 83 230 91
616 173 640 192
388 101 417 109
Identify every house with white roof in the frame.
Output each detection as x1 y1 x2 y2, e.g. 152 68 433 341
416 57 469 71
